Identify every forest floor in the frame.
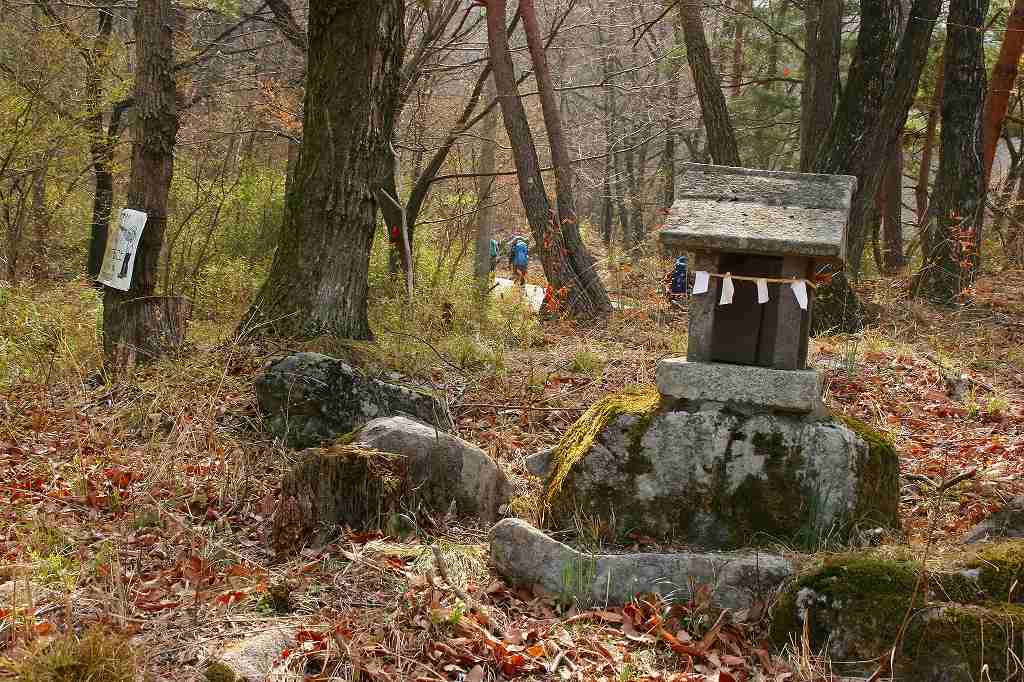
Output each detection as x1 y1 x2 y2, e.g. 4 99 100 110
1 254 1023 681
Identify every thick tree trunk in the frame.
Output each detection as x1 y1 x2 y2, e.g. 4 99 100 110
473 77 498 285
485 0 609 317
799 0 841 171
519 0 611 314
916 47 945 226
880 144 904 273
982 0 1024 187
812 0 942 331
915 0 989 303
243 0 405 340
677 0 741 166
102 0 182 369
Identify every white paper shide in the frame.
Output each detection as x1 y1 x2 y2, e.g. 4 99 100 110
98 209 148 291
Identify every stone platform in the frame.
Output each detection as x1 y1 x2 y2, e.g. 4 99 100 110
656 358 824 414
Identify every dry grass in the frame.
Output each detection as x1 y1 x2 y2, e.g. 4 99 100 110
1 256 1023 680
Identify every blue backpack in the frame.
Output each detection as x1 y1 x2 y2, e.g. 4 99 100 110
669 256 688 295
512 240 529 267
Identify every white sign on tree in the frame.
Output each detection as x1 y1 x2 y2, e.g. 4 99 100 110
98 209 148 291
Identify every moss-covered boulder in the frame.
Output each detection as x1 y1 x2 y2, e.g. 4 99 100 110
544 390 899 549
770 542 1024 680
271 416 512 560
257 352 453 448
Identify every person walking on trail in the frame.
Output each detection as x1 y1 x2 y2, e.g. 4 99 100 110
489 238 499 274
664 255 689 306
509 236 529 286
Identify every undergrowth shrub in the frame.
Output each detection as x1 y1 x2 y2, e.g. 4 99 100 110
0 280 101 386
11 626 140 682
189 257 266 323
366 226 541 378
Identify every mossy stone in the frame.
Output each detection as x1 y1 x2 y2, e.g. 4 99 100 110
770 548 1024 680
204 662 239 682
835 414 901 530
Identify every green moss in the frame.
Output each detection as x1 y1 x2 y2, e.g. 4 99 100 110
965 540 1024 601
751 430 790 458
544 389 660 505
836 414 901 530
770 552 920 653
771 550 1024 679
204 662 239 682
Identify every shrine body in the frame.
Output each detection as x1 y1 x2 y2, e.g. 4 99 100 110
657 163 857 414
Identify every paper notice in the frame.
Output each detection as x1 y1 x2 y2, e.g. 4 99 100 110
719 274 735 305
791 279 809 310
756 278 769 304
692 271 710 295
98 209 148 291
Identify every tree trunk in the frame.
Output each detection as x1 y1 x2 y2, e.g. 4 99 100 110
1008 170 1024 265
85 9 117 282
730 0 747 97
677 0 741 166
982 0 1024 187
486 0 610 317
916 47 945 226
519 0 611 314
102 0 182 369
880 144 904 273
243 0 406 340
799 0 841 171
473 76 498 285
915 0 989 303
812 0 943 331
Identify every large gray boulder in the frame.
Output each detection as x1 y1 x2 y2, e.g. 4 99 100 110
545 392 899 549
256 352 453 447
962 496 1024 544
490 518 793 610
271 416 511 559
353 416 513 522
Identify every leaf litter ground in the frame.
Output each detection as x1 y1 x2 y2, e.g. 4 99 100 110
1 269 1023 681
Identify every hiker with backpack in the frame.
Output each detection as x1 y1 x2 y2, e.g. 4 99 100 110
509 236 529 286
664 255 689 306
489 238 499 274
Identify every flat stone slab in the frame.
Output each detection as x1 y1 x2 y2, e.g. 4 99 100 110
659 163 856 263
491 519 794 610
656 358 823 413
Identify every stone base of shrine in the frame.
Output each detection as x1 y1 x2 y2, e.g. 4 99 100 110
656 358 824 414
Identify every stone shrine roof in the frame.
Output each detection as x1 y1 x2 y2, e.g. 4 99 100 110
659 164 857 263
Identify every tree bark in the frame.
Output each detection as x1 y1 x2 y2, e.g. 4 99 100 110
677 0 741 166
799 0 841 171
812 0 942 331
243 0 405 340
519 0 611 314
102 0 181 369
879 144 904 273
486 0 610 317
473 76 498 285
730 0 748 97
916 47 945 226
915 0 989 303
982 0 1024 187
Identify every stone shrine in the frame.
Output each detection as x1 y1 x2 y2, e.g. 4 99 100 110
657 163 856 413
542 163 900 549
